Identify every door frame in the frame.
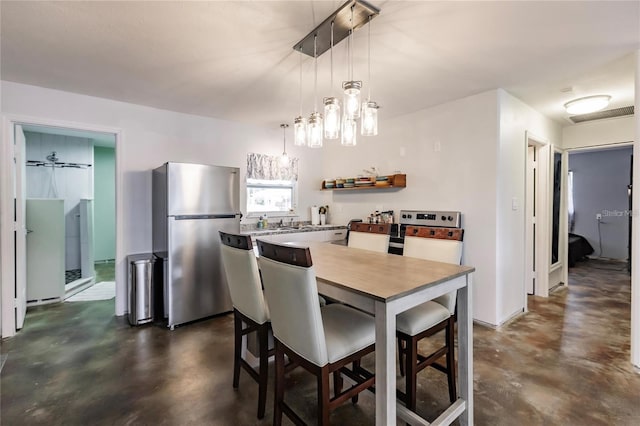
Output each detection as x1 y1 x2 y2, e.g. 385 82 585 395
524 132 551 310
1 114 123 338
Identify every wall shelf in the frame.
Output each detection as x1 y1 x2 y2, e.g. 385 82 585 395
321 174 406 191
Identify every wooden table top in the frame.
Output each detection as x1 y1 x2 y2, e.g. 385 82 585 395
273 241 475 303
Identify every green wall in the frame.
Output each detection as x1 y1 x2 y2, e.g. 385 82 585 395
93 146 115 261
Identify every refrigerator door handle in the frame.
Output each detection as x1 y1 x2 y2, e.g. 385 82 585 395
174 214 239 220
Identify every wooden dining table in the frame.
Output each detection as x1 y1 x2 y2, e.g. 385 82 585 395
263 240 475 426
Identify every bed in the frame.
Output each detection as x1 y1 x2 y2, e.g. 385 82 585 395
568 233 594 267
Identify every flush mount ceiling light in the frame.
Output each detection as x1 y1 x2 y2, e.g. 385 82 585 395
293 0 379 147
564 95 611 115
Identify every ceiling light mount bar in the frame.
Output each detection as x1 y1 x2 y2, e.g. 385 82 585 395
293 0 380 58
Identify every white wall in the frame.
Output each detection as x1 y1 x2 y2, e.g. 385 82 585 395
497 90 562 321
562 116 634 149
320 90 501 324
1 81 326 316
24 131 93 270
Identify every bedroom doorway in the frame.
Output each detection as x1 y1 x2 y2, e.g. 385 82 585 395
567 144 633 270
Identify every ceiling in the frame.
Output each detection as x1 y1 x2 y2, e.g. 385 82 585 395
1 1 638 129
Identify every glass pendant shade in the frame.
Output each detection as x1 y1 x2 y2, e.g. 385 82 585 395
341 116 357 146
323 97 341 139
343 81 362 119
307 112 323 148
361 101 378 136
293 116 307 146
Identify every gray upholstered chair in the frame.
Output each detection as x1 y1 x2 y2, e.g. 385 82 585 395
219 231 271 419
257 239 375 426
347 222 390 253
397 226 464 412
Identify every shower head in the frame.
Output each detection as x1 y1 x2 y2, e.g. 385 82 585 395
46 151 58 163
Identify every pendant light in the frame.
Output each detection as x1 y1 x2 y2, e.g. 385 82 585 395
293 47 307 146
361 15 379 136
323 21 341 140
342 4 361 120
279 123 290 165
308 34 323 148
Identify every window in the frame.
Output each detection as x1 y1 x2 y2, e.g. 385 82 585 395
246 153 298 217
247 178 295 215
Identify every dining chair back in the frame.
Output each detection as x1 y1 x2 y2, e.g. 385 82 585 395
403 226 464 313
219 231 269 324
219 231 271 419
348 222 391 253
255 241 328 366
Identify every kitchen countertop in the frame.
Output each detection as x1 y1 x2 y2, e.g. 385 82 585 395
243 224 347 237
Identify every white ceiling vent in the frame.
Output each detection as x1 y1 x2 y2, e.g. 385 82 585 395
569 106 634 124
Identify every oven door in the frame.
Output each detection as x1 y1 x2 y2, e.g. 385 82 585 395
388 237 404 255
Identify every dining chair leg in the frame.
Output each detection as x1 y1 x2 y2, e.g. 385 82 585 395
333 371 343 398
445 317 457 403
257 324 269 419
318 367 331 426
351 360 360 404
406 336 419 412
273 341 285 426
398 337 406 377
233 312 242 389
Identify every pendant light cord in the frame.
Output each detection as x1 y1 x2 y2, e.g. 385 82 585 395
298 47 303 115
367 14 371 101
349 5 355 80
330 21 334 94
314 34 318 112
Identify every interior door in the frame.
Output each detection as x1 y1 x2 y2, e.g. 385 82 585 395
15 124 27 329
525 145 536 295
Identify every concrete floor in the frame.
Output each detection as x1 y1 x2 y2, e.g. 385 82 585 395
1 259 639 425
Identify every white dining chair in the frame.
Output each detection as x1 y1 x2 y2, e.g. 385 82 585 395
397 225 464 412
219 231 271 419
257 239 376 426
347 222 391 253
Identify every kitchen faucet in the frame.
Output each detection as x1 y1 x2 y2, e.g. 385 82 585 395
279 219 284 227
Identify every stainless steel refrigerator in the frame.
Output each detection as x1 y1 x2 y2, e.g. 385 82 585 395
152 162 239 328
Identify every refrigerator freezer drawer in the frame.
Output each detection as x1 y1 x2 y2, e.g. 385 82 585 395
167 216 235 327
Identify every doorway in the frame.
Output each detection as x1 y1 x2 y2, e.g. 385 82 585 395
21 125 116 305
525 133 552 306
567 144 633 268
1 116 121 338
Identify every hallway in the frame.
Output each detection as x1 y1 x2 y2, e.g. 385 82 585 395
1 259 638 425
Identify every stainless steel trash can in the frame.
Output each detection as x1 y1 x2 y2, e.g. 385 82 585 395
128 253 155 326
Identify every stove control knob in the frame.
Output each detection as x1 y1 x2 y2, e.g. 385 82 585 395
448 216 454 221
402 214 406 219
407 214 412 219
441 215 446 221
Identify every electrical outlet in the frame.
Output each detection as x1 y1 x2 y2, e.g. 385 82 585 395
596 213 602 220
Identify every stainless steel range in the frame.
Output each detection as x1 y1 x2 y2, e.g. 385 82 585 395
389 210 462 255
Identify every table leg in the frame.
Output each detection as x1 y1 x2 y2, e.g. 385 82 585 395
375 300 396 426
457 275 473 425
